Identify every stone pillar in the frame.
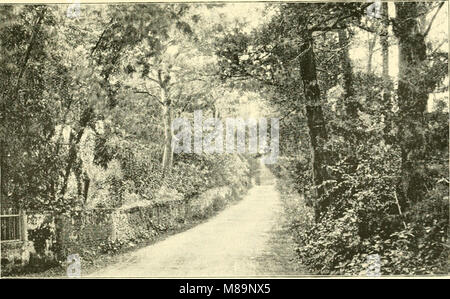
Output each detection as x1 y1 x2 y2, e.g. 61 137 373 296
54 215 69 261
19 210 30 265
110 210 118 242
20 209 27 242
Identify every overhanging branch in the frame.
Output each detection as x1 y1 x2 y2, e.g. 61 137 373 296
133 89 164 105
423 1 445 37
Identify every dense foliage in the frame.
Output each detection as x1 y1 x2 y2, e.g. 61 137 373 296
0 4 259 264
218 2 448 275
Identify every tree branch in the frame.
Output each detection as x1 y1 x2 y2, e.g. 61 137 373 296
133 89 163 105
355 22 378 34
16 8 46 91
394 191 407 229
147 76 162 87
90 17 114 57
423 1 444 38
310 3 372 32
279 106 299 122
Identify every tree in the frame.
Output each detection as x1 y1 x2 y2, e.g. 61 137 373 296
92 4 221 175
392 1 446 207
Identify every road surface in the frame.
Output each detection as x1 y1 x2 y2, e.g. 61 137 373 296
88 165 305 277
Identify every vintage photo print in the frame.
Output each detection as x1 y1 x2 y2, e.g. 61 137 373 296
0 0 448 278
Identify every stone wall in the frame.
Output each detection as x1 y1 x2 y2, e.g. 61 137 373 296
0 240 33 266
58 185 241 258
57 210 115 258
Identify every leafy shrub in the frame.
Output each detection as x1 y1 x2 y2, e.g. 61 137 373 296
98 239 126 255
28 216 55 256
276 129 448 275
170 153 254 199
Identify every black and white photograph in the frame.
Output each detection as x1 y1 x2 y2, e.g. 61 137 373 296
0 0 448 279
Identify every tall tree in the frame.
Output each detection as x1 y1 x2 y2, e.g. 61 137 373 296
392 2 438 206
381 2 390 103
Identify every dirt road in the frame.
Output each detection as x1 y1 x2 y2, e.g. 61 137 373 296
88 165 305 277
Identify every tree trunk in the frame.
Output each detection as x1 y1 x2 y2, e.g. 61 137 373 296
380 2 395 146
393 2 428 207
83 177 90 203
298 32 330 220
338 28 359 174
0 139 5 205
367 33 377 74
338 29 357 118
161 88 173 175
381 2 390 103
54 214 68 261
60 128 85 196
56 107 94 260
